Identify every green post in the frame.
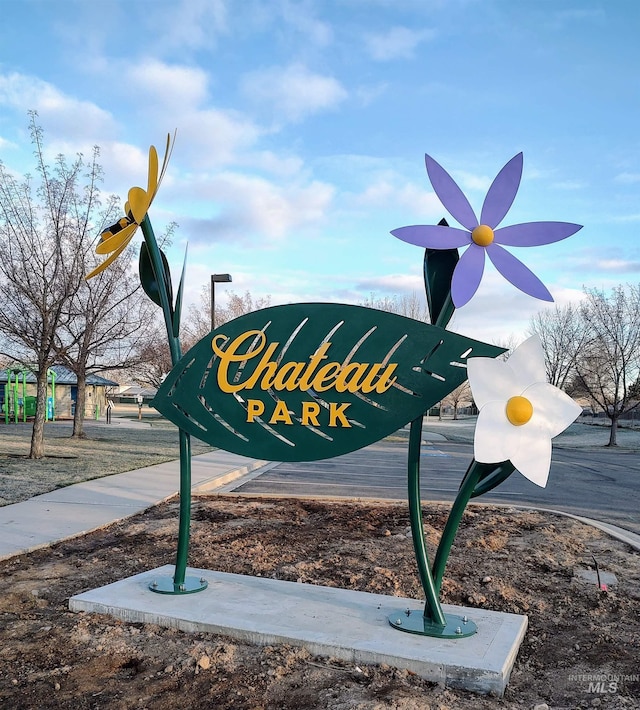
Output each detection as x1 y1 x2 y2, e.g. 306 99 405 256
139 217 205 595
406 416 446 625
21 370 27 423
12 370 18 423
50 369 56 421
388 415 477 637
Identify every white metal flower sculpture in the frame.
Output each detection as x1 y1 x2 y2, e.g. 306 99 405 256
467 335 582 487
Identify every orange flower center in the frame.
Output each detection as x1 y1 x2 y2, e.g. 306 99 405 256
505 396 533 426
471 224 494 246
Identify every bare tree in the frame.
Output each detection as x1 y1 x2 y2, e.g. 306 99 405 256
443 381 472 420
54 257 158 437
0 115 119 457
529 303 587 389
128 326 174 389
574 286 640 446
183 287 272 348
491 335 522 362
360 292 429 321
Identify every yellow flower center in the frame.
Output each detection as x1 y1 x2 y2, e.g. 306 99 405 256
471 224 494 246
505 396 533 426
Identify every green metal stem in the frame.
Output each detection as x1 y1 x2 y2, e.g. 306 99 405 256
431 459 490 596
407 415 446 626
173 429 192 586
139 216 192 588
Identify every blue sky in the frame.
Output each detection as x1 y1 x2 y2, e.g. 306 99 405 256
1 0 638 344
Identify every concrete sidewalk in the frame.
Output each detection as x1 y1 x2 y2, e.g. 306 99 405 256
2 418 639 561
0 450 271 561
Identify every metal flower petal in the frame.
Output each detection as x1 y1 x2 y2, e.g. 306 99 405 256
480 152 522 228
425 154 478 231
494 221 583 247
391 224 470 249
485 243 553 301
391 152 582 308
467 335 582 487
86 132 175 280
450 244 485 308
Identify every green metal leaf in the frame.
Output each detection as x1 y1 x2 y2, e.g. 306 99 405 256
153 303 503 461
423 218 458 328
139 242 174 310
172 246 188 339
469 461 516 498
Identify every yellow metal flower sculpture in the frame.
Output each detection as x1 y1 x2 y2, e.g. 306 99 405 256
86 132 174 280
86 132 201 595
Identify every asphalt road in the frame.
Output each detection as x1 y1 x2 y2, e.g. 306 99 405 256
231 439 640 535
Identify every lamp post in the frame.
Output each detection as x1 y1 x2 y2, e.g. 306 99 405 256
210 273 232 330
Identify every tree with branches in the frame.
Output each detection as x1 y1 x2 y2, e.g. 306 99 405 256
0 115 146 453
531 286 640 446
54 261 157 437
360 291 429 322
529 303 587 389
183 287 272 349
0 116 111 455
127 326 174 389
574 286 640 446
442 381 472 420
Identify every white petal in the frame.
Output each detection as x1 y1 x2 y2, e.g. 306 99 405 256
510 434 552 487
474 401 519 463
526 382 583 438
467 357 520 409
506 335 547 389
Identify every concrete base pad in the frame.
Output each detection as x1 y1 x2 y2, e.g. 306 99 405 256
69 565 527 696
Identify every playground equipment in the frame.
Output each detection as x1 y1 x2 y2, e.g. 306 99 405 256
2 367 56 423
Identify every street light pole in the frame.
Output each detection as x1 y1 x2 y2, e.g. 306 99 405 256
211 273 232 331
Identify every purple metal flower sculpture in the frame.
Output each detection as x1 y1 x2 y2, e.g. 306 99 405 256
391 153 582 307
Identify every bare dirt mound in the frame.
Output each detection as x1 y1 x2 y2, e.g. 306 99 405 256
1 496 638 709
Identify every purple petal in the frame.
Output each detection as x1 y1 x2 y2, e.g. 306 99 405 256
486 244 553 301
480 153 523 228
451 243 486 307
494 221 583 246
425 155 478 231
391 225 470 249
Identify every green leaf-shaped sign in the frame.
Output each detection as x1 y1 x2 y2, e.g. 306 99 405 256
153 303 503 461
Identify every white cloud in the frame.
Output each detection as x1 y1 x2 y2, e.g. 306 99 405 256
568 249 640 274
615 172 640 184
241 63 347 123
595 258 640 273
118 59 264 167
455 170 492 193
0 72 116 141
355 273 424 294
350 178 443 218
279 1 333 46
149 0 228 50
0 136 17 151
364 26 435 61
449 271 551 344
354 83 388 106
175 171 335 243
175 109 263 167
551 179 586 190
247 151 304 177
126 60 210 107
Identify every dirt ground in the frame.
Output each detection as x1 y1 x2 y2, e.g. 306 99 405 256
1 496 638 709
